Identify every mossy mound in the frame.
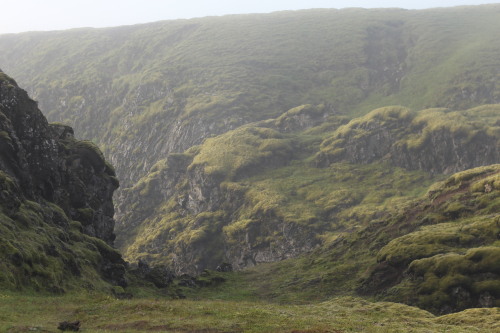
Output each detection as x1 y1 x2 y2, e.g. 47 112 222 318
189 126 293 180
316 105 500 174
360 165 500 313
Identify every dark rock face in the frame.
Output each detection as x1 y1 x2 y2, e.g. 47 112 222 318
0 71 118 244
216 262 233 272
390 130 499 175
0 70 125 289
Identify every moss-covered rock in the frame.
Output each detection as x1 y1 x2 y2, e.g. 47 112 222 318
359 165 500 313
316 106 500 174
0 72 125 292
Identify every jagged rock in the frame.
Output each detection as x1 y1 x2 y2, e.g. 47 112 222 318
115 109 324 275
101 262 127 288
0 70 125 290
0 71 119 244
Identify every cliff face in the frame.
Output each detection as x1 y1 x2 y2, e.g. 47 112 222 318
116 105 331 274
316 106 500 174
0 71 125 291
116 103 499 275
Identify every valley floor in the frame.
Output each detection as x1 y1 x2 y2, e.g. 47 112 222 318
1 292 498 333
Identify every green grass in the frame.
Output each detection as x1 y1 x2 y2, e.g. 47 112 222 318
189 126 293 180
1 292 498 332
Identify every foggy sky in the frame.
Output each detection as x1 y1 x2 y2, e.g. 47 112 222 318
1 0 499 34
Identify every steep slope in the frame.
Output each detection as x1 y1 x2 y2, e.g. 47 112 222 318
0 5 499 193
0 71 125 292
316 105 500 173
203 164 499 315
117 104 500 275
360 165 500 313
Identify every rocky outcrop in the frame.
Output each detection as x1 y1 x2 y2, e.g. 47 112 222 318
117 103 500 276
357 165 500 314
0 70 125 291
116 106 332 274
0 71 118 244
316 106 500 174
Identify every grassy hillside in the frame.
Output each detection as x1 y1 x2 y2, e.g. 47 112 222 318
0 5 499 191
144 163 496 317
0 5 499 319
110 98 499 314
117 103 499 288
212 164 499 314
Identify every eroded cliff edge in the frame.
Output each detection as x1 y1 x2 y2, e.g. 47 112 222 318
0 70 125 291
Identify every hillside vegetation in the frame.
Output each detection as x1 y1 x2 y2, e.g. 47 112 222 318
0 4 499 319
116 101 499 313
0 5 499 191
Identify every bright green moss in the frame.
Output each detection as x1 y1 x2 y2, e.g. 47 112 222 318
329 106 413 139
401 244 500 311
189 126 292 180
466 246 500 273
442 202 469 218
